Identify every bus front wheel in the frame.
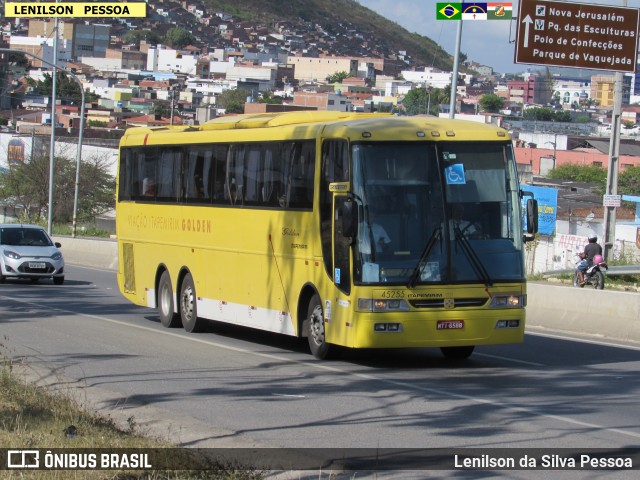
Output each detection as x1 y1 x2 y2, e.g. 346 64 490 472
440 346 475 359
180 273 205 333
306 294 332 359
158 271 180 328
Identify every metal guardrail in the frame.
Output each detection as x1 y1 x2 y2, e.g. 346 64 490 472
541 265 640 276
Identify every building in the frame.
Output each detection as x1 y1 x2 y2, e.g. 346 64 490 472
591 74 632 107
291 91 352 111
552 77 591 108
287 55 357 82
507 76 551 106
27 19 110 60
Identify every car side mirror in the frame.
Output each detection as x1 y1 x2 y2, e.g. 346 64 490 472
55 242 62 248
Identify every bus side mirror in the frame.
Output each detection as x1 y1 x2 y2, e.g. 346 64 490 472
524 198 538 241
341 200 358 238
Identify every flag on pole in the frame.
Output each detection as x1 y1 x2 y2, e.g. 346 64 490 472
487 2 512 20
461 3 488 20
436 3 462 20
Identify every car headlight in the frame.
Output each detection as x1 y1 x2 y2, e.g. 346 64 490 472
51 252 62 260
3 249 21 260
489 294 526 308
358 298 410 312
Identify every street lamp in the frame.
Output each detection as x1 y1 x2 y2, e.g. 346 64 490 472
0 47 85 237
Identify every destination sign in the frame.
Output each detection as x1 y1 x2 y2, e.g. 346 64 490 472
515 0 639 73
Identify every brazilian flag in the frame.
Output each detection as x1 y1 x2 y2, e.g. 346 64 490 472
436 3 462 20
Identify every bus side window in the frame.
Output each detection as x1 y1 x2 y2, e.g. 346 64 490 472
157 149 181 202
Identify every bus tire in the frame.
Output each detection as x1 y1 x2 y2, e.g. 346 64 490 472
158 271 180 328
440 346 474 359
180 273 204 333
306 294 332 359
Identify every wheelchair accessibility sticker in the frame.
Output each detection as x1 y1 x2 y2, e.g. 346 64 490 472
445 164 466 185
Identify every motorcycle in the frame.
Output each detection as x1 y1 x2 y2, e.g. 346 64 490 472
573 254 607 289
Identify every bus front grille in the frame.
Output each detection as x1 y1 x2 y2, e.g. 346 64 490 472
409 298 488 309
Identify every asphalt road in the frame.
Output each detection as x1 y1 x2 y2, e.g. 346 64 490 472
2 265 640 476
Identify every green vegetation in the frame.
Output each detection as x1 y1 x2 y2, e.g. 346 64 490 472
523 107 572 122
403 86 449 115
25 71 101 104
478 94 505 113
163 27 196 50
548 164 640 198
0 153 115 225
327 71 350 83
547 163 607 185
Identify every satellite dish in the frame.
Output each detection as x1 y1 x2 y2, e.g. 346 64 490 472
585 212 595 222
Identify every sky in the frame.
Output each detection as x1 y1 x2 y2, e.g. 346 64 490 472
357 0 640 74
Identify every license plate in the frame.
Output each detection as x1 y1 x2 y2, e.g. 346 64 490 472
437 320 464 330
29 262 46 269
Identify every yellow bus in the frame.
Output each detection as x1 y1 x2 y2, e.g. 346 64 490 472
116 111 538 360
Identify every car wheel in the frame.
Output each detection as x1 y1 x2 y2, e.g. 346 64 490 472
180 273 205 333
158 271 180 328
53 276 64 285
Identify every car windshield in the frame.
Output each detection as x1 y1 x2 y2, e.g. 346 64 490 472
0 227 53 247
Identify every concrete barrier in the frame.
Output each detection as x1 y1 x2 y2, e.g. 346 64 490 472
56 238 640 343
526 283 640 342
53 236 118 271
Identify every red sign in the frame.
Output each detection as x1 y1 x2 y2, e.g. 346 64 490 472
515 0 640 73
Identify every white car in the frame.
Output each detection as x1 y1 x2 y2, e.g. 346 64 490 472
0 224 65 284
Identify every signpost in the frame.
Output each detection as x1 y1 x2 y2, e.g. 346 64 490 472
515 0 640 72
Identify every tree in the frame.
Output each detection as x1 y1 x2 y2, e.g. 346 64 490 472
478 94 504 113
619 166 640 196
32 72 100 104
216 88 250 112
163 27 195 49
327 71 349 83
258 91 282 105
124 29 162 46
0 153 115 224
403 87 448 116
151 102 172 118
548 164 607 194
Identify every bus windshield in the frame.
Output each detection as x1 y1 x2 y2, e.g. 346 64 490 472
351 141 524 286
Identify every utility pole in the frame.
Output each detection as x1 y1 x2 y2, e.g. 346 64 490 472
603 72 623 262
47 17 59 235
602 0 627 262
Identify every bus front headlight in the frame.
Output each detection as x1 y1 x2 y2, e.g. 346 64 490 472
489 294 526 308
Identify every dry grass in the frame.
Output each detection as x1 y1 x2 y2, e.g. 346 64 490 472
0 342 263 480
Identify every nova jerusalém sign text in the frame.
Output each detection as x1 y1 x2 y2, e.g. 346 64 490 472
515 0 639 73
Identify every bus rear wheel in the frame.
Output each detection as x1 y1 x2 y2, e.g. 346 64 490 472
440 346 475 359
158 271 180 328
180 273 205 333
306 294 332 360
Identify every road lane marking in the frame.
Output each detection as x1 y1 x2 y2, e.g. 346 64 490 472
4 294 640 441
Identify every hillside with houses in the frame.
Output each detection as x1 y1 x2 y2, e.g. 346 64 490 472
1 0 640 263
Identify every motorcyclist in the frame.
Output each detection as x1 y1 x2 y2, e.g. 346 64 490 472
577 236 603 285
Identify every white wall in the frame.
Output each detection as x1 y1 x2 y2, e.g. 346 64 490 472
0 133 118 176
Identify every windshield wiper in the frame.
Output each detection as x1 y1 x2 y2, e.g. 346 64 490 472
407 226 441 289
453 226 492 286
